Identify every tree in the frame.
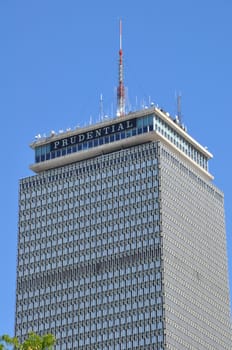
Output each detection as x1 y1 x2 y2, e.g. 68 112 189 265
0 333 55 350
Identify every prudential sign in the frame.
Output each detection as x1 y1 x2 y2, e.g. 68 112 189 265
51 119 136 151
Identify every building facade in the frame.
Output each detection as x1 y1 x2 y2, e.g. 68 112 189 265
15 107 232 349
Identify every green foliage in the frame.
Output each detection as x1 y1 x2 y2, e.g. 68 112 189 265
0 334 19 349
0 333 55 350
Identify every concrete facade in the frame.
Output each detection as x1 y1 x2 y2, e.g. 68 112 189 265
15 108 231 349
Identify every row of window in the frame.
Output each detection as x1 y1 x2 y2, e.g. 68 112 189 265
18 298 163 324
18 286 163 310
18 240 161 274
20 197 159 217
19 220 160 247
17 266 162 302
18 221 160 249
17 245 162 286
23 169 158 195
19 231 161 256
17 326 165 350
20 183 159 212
18 227 161 257
154 115 208 170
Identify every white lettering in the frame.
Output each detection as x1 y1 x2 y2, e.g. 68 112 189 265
86 131 93 140
78 134 85 142
117 123 124 131
62 139 68 147
103 126 110 134
126 120 134 128
70 136 77 144
95 129 102 137
53 141 60 149
51 118 136 151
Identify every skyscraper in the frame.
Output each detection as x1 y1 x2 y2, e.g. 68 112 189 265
15 105 231 349
15 21 231 350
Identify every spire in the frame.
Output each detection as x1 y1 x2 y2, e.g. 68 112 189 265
117 19 125 117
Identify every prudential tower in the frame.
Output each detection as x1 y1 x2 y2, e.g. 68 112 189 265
15 22 232 349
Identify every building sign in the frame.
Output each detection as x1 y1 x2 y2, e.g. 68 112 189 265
51 118 136 151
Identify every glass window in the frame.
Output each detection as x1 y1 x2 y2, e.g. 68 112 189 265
35 147 41 158
143 126 147 133
137 118 143 128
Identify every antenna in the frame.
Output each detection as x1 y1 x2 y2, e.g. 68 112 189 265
99 93 104 121
116 19 125 117
177 92 182 125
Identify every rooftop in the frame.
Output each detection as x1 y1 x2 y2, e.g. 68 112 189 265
30 106 213 181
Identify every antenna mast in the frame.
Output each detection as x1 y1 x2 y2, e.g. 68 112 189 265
99 93 104 121
177 93 182 125
117 19 125 117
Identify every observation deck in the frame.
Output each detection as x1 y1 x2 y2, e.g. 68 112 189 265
30 107 213 180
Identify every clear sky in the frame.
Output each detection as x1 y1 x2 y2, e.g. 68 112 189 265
0 0 232 336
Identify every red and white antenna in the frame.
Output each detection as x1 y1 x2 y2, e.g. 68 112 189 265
117 19 125 117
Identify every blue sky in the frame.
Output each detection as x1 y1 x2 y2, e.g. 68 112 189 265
0 0 232 335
